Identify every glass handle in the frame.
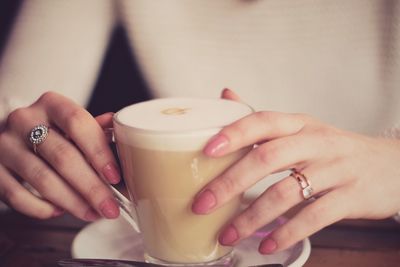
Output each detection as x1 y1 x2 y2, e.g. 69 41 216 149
110 186 141 233
104 127 141 233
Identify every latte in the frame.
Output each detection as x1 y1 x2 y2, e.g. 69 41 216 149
113 98 253 264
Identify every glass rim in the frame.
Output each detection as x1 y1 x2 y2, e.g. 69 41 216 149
113 97 254 136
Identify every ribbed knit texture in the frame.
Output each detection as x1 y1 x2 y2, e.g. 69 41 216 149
0 0 399 135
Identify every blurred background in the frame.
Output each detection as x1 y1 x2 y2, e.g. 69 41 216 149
0 0 151 117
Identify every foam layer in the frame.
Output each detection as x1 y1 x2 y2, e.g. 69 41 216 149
113 98 253 150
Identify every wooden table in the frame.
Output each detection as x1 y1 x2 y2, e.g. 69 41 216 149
1 210 400 267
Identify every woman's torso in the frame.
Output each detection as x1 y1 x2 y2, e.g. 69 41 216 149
119 0 400 134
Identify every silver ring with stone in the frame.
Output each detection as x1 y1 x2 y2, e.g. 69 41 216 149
290 169 314 200
28 124 49 154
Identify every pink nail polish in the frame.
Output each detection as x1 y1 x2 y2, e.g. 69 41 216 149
219 225 239 245
103 163 121 184
259 238 277 254
204 135 229 156
84 208 100 221
192 189 217 214
52 207 65 217
100 198 120 219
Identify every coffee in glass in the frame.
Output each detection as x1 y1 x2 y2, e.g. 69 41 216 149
113 98 253 265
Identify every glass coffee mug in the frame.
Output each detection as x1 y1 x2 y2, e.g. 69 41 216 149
110 98 253 265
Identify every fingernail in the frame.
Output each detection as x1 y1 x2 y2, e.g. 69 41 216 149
219 224 239 245
52 207 65 217
204 135 229 156
103 163 121 184
100 198 120 219
192 189 217 214
221 88 231 97
84 208 100 221
259 238 277 254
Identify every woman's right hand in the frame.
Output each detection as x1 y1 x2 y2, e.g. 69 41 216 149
0 91 121 221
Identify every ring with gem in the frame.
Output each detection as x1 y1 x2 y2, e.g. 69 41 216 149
28 124 49 154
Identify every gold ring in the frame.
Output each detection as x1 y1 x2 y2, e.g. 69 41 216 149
290 169 314 200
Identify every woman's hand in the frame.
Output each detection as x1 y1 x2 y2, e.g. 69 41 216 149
0 91 120 221
192 89 400 254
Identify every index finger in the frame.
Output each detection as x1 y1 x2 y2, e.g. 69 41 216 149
203 111 308 157
36 92 120 184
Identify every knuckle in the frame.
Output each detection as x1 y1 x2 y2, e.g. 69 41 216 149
37 91 59 104
305 204 329 227
256 111 288 125
255 145 276 166
275 224 296 244
313 126 344 149
321 133 337 148
268 182 292 203
292 112 313 122
6 108 29 127
234 223 253 239
86 183 109 203
235 205 262 237
64 108 89 132
30 165 53 189
314 126 335 140
214 176 238 201
71 201 92 218
255 111 269 120
3 186 24 207
244 203 263 225
306 210 321 227
223 123 244 141
90 145 109 164
255 111 275 123
224 114 253 138
51 142 76 168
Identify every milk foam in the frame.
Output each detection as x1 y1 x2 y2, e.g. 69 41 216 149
113 98 253 150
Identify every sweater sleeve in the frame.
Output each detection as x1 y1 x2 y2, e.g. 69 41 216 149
0 0 116 124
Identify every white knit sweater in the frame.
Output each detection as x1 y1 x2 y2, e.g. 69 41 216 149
0 0 399 135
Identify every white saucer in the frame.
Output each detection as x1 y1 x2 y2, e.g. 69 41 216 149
72 216 311 267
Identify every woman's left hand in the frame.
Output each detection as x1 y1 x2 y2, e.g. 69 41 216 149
192 89 400 254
